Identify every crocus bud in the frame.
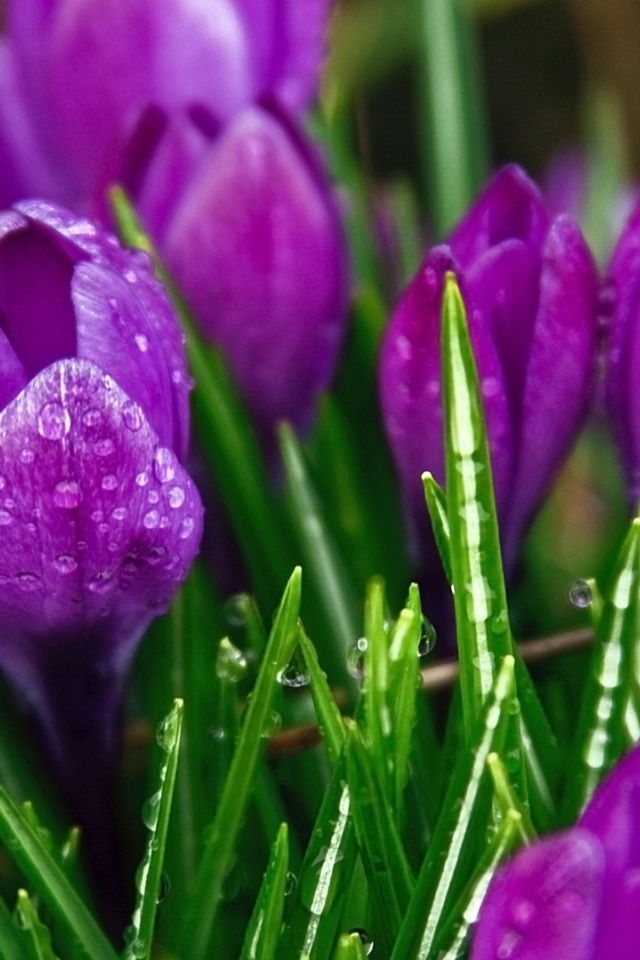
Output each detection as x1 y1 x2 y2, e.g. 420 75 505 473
4 0 334 206
0 201 203 883
122 102 348 439
471 743 640 959
380 165 598 569
605 199 640 502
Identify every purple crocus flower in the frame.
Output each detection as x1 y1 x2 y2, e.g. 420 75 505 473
0 200 203 893
605 198 640 501
379 164 599 569
471 742 640 959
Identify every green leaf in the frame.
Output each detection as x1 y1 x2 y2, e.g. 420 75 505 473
0 895 27 960
15 891 59 960
298 628 346 769
486 753 536 843
124 699 183 960
422 473 452 584
564 519 640 818
180 568 302 960
0 787 118 960
388 607 423 818
362 578 394 800
240 824 289 960
332 931 369 960
344 723 415 953
391 655 515 960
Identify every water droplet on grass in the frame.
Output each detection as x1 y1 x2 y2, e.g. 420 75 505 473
569 579 592 609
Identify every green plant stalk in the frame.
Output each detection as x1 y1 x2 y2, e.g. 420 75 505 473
239 824 289 960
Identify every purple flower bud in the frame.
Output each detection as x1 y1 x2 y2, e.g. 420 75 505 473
471 743 640 960
380 165 598 569
0 201 203 876
122 102 348 438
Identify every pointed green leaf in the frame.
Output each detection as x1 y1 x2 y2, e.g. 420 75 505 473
0 895 27 960
15 891 59 960
332 931 369 960
240 824 289 960
486 753 536 843
422 472 452 584
298 628 346 769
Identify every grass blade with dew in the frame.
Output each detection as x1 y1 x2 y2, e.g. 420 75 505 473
391 656 515 960
278 422 361 697
15 891 59 960
388 606 423 819
239 824 289 960
123 699 183 960
297 627 346 769
487 753 536 843
344 721 415 953
563 519 640 820
362 577 395 801
180 568 302 960
111 186 291 609
332 930 370 960
0 785 118 960
426 809 524 960
422 473 452 584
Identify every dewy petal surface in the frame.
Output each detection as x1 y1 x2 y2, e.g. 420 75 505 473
0 359 202 707
161 104 348 436
471 830 604 960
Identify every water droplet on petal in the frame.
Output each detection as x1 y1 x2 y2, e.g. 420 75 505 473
153 448 175 483
125 269 138 284
54 479 81 508
143 510 160 530
20 449 35 464
16 572 40 591
497 930 521 959
102 474 118 491
178 517 195 540
38 402 70 439
53 554 78 575
122 400 143 431
88 571 113 594
147 489 160 504
168 486 185 508
569 579 592 609
94 438 115 457
112 507 127 521
82 408 101 428
135 471 149 487
0 511 12 526
134 333 149 352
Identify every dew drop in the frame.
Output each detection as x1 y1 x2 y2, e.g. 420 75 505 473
261 710 282 738
349 929 374 956
178 516 195 540
147 489 160 504
143 509 160 530
88 571 112 593
82 408 101 428
0 476 6 490
122 400 143 431
159 516 169 529
215 638 248 683
0 510 11 526
168 486 185 508
156 712 179 752
94 438 115 457
511 898 535 927
53 554 78 575
16 572 40 591
38 402 70 440
497 930 521 959
277 651 310 688
347 637 369 679
135 471 149 487
54 479 81 509
112 506 127 521
569 579 592 609
91 510 103 523
208 726 227 742
153 447 175 483
284 872 297 896
142 791 161 830
418 616 437 656
171 369 183 385
101 474 118 491
20 448 35 464
157 873 171 903
224 593 248 626
125 269 138 284
134 333 149 352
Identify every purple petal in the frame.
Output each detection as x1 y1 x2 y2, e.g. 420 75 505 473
0 358 203 718
0 327 28 410
471 830 604 960
504 216 598 560
379 247 514 542
449 165 549 273
162 105 348 437
543 149 587 222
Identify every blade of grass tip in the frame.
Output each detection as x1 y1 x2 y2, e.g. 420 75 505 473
0 894 27 960
111 186 291 608
15 891 59 960
0 785 118 960
428 809 523 960
239 824 289 960
332 931 369 960
298 627 346 769
418 0 488 235
486 753 536 843
362 577 395 802
344 722 415 954
278 422 360 697
123 700 183 960
388 608 422 819
276 756 357 960
180 568 302 960
422 472 452 584
563 520 640 820
390 656 515 960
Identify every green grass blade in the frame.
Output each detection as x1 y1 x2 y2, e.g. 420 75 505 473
563 520 640 819
487 753 536 843
391 656 515 960
344 723 415 952
180 568 302 960
388 607 422 817
124 700 183 960
427 809 523 960
278 422 360 695
0 895 27 960
298 628 346 768
422 472 452 583
15 891 59 960
332 931 369 960
240 824 289 960
0 787 118 960
362 578 394 800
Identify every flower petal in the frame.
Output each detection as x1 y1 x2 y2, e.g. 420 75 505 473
0 358 203 715
471 830 604 960
162 104 348 437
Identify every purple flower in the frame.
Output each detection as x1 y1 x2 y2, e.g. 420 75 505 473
121 101 348 437
0 201 202 842
379 165 598 568
471 742 640 959
605 199 640 501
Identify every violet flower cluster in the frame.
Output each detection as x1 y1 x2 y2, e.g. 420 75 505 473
472 742 640 960
380 164 599 570
0 0 348 439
